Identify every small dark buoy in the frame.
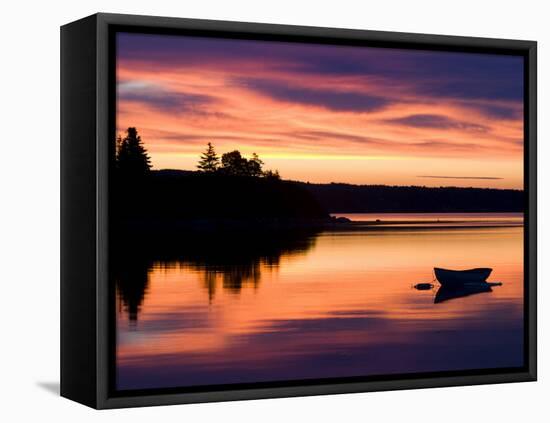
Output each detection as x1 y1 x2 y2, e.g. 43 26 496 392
414 283 434 290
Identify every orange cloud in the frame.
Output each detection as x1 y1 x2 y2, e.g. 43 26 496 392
116 34 524 189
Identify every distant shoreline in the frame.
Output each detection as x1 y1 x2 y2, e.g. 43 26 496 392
154 169 524 192
147 169 524 214
329 221 523 230
114 214 523 238
330 211 523 230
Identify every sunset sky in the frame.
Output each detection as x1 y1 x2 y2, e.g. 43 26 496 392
116 32 524 189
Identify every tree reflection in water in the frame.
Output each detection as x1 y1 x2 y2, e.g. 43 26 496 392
112 228 320 321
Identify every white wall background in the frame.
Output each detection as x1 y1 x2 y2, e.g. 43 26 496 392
0 0 547 421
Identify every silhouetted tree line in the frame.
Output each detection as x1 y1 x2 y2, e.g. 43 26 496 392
197 142 280 179
302 182 523 213
113 169 328 221
113 128 324 221
113 128 523 223
115 130 279 180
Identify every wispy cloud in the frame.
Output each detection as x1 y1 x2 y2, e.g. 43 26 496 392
417 175 503 180
386 114 489 132
118 33 523 101
237 78 391 112
118 80 216 114
470 102 522 120
115 33 524 188
291 130 383 145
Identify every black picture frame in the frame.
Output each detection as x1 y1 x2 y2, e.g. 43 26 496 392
61 12 537 409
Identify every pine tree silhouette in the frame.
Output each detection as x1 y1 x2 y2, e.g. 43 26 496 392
263 169 280 180
116 127 151 175
197 142 220 172
195 145 277 178
248 152 264 177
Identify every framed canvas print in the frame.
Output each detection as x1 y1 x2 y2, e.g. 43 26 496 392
60 13 537 409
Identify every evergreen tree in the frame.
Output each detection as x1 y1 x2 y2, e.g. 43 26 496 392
197 142 220 172
248 152 264 177
263 169 280 180
116 127 151 175
115 135 123 156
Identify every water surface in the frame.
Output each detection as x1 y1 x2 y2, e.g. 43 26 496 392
116 213 524 390
332 212 523 227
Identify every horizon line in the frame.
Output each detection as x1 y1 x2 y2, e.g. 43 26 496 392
152 168 523 191
417 175 504 180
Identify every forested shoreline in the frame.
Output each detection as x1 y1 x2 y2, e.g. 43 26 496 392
113 128 523 225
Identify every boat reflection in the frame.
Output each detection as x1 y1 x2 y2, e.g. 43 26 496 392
434 283 494 304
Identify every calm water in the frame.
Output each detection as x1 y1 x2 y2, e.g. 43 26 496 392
116 213 524 390
332 212 524 227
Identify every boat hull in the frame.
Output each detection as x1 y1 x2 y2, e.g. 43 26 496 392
434 267 492 288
